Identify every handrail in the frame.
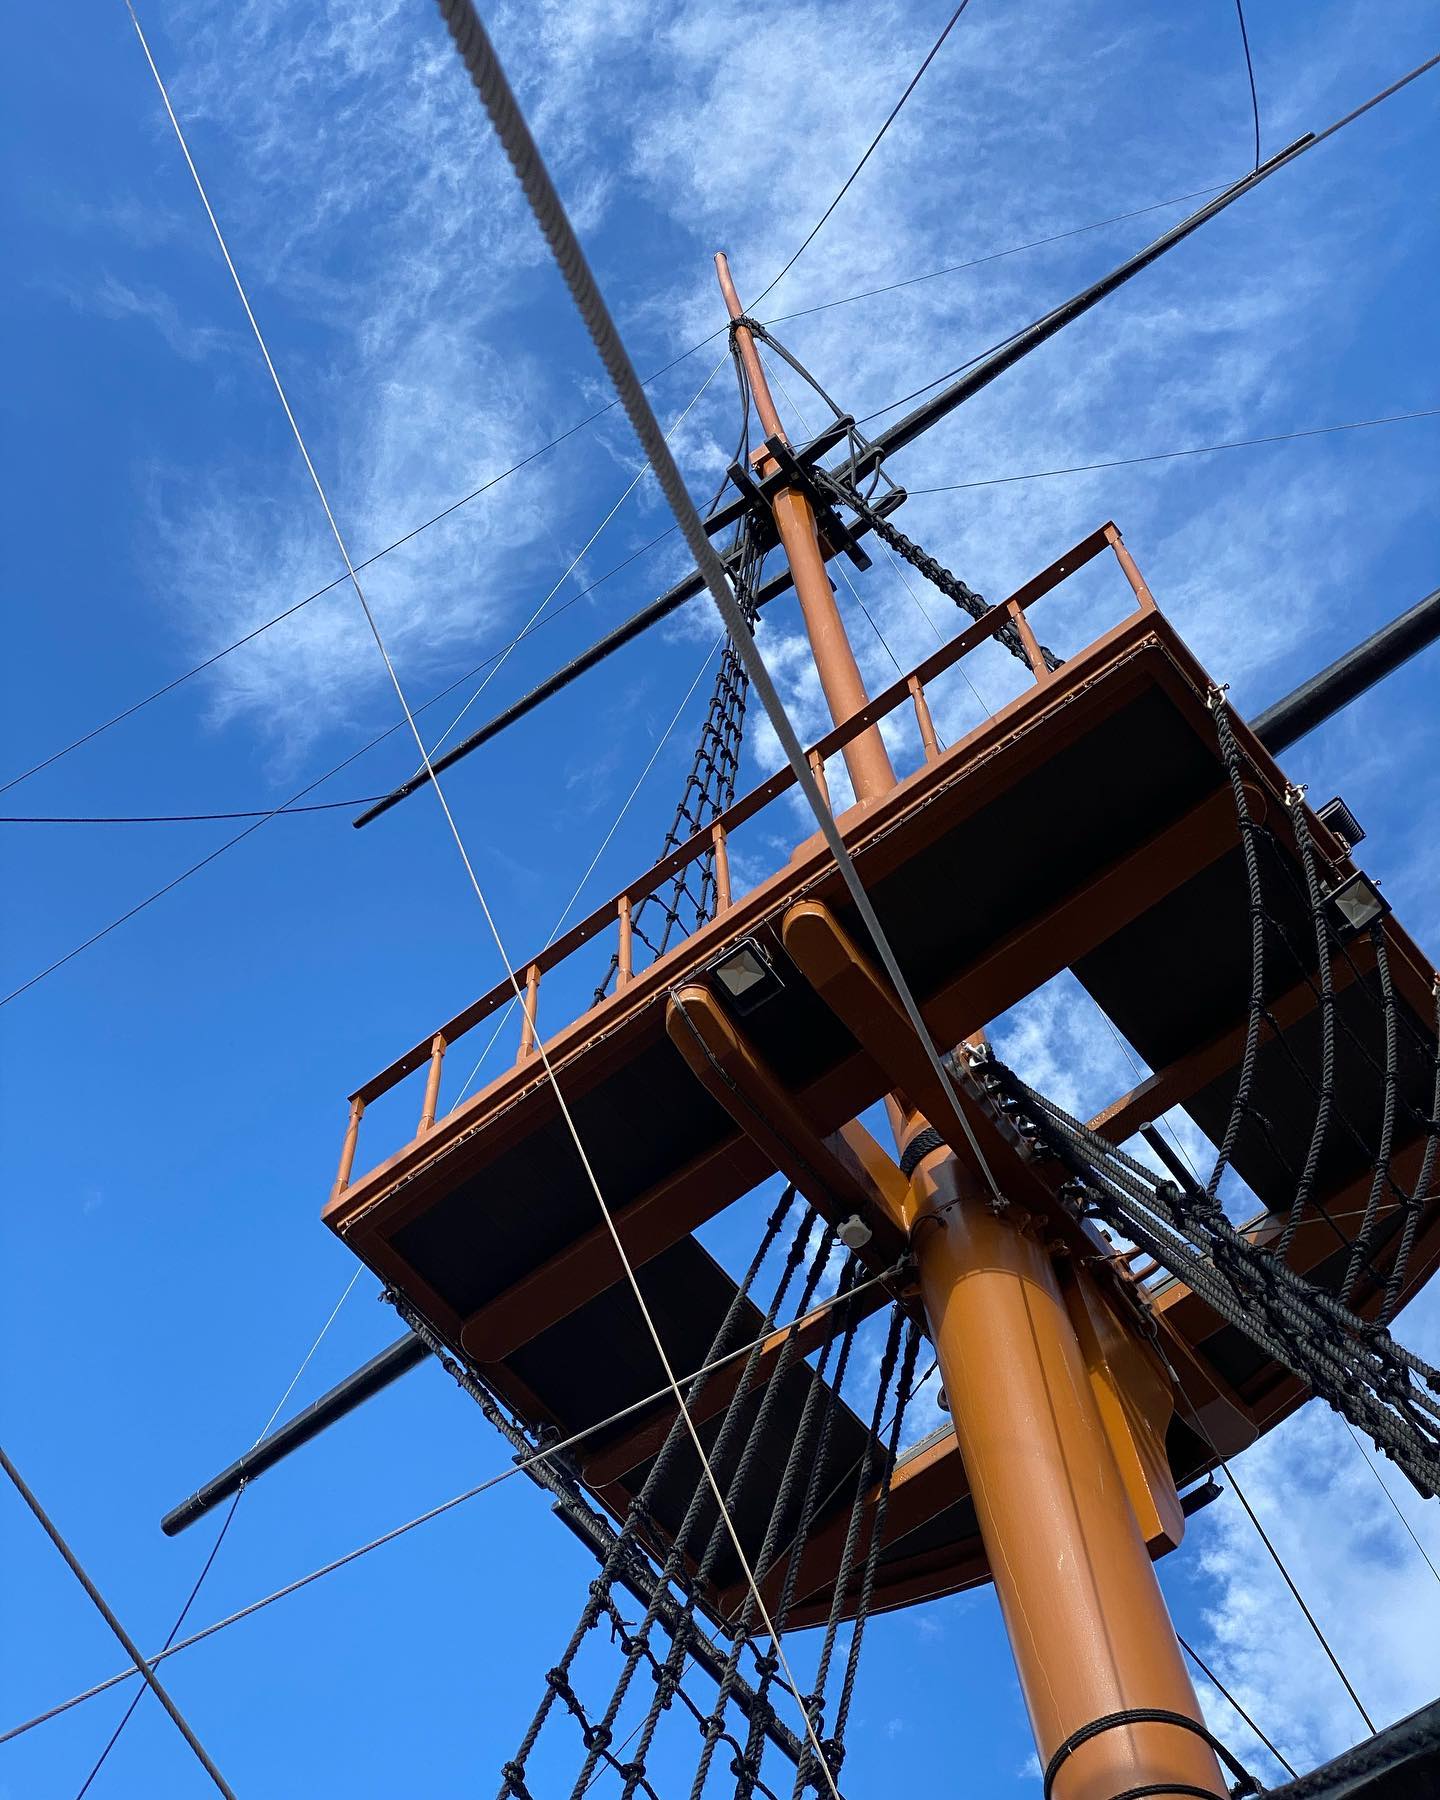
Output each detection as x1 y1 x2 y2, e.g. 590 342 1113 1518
343 522 1138 1119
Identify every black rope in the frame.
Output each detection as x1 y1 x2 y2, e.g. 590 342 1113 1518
1177 1636 1297 1779
593 525 759 1003
1170 1385 1377 1736
734 1270 870 1798
603 1223 841 1800
819 468 1061 675
1234 0 1262 172
683 1258 863 1800
726 313 1060 680
790 1307 908 1799
1004 1067 1440 1496
1042 1705 1258 1800
496 1191 804 1799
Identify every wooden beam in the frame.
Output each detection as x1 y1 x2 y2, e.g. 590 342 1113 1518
664 984 910 1261
1087 940 1374 1148
578 1277 891 1487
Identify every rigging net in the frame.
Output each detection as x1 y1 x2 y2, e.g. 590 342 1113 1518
964 696 1440 1497
593 528 761 1001
395 1187 922 1800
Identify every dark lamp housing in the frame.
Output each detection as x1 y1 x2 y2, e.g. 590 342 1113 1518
707 938 785 1015
1325 870 1389 936
1315 794 1365 852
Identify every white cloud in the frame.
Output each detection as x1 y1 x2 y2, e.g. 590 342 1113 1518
108 0 1433 782
101 11 1440 1781
1184 1314 1440 1780
52 269 237 362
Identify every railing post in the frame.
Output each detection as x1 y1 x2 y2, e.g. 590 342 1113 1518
1104 523 1158 612
417 1033 447 1134
808 749 831 810
711 821 732 914
331 1096 365 1203
515 963 541 1064
1007 600 1048 681
907 674 941 762
617 895 634 989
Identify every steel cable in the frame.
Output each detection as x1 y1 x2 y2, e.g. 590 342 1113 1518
0 1261 906 1753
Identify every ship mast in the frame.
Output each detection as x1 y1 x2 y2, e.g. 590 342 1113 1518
715 253 897 805
715 253 1225 1800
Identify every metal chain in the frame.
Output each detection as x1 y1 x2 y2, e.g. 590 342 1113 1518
814 468 1060 674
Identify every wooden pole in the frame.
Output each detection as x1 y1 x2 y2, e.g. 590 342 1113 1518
903 1129 1224 1800
714 253 1216 1798
715 254 897 805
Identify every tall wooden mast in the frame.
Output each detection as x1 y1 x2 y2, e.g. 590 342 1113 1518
715 254 897 804
714 254 1225 1800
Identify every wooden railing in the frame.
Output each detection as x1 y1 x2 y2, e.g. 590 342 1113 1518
330 521 1156 1200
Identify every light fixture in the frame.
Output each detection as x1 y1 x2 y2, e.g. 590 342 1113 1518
706 937 785 1015
1325 869 1389 936
1315 794 1365 852
837 1214 872 1250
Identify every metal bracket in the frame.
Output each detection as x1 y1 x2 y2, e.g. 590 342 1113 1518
725 417 905 573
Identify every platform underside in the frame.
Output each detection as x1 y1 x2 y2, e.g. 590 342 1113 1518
325 595 1438 1627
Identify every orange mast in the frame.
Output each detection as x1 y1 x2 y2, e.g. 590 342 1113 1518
714 254 1225 1800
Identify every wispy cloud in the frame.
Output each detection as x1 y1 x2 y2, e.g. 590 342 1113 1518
52 269 236 362
1184 1296 1440 1778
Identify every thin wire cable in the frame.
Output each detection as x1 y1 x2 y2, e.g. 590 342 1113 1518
0 1266 901 1749
0 797 383 824
14 401 1440 835
0 522 684 1004
12 38 1434 814
9 395 1432 977
1177 1387 1377 1733
0 377 711 803
70 1491 244 1800
419 351 729 765
253 1268 365 1445
762 182 1228 325
72 1263 368 1791
1234 1 1262 171
749 1 973 309
5 400 1433 833
858 52 1440 434
433 3 1011 1229
1220 1461 1374 1731
131 15 846 1793
448 635 724 1109
0 518 687 1000
0 1444 236 1797
427 25 1023 1787
1344 1419 1440 1585
1177 1634 1297 1778
2 183 1227 805
906 408 1440 492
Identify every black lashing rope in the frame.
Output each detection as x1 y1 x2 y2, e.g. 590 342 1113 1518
593 526 759 1003
826 1319 923 1769
608 1226 844 1800
828 473 1063 676
496 1188 804 1798
789 1308 913 1799
681 1258 864 1800
563 1212 838 1800
1041 1705 1260 1800
732 1268 871 1797
985 1061 1440 1494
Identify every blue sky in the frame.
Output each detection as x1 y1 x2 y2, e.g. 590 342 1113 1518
2 0 1438 1794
